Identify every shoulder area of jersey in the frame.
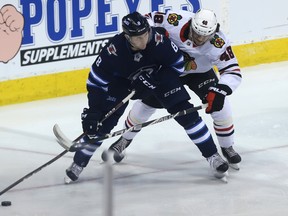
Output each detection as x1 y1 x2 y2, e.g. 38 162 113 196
103 33 126 56
104 32 126 46
166 9 194 17
164 10 193 26
149 27 168 46
209 30 230 49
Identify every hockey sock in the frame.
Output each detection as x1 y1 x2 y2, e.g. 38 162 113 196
168 101 217 158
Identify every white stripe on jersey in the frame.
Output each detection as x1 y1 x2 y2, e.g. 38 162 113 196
90 66 109 85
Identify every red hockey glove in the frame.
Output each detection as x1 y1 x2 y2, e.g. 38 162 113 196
205 84 232 114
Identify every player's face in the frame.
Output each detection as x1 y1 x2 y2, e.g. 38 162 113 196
190 29 212 46
129 31 149 51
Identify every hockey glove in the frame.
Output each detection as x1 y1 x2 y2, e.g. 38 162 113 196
131 72 157 99
205 84 232 114
81 108 103 138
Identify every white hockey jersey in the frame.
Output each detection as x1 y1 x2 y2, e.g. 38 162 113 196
146 10 241 92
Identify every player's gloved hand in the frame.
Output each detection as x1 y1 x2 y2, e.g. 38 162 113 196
131 72 157 99
205 84 232 113
81 108 103 139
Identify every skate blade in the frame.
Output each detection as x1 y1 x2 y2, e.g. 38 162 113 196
214 171 228 183
64 176 72 184
229 163 240 170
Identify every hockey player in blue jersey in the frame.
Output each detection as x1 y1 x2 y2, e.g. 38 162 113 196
65 12 229 182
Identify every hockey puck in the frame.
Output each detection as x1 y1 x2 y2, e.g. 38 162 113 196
1 201 12 206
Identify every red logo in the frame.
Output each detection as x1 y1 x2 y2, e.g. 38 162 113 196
107 43 117 56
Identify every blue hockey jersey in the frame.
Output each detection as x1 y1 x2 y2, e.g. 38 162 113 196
87 27 185 110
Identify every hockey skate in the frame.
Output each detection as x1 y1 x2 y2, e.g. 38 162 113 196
221 146 241 170
207 153 229 182
101 136 132 163
64 162 84 184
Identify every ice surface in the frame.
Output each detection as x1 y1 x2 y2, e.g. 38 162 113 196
0 61 288 216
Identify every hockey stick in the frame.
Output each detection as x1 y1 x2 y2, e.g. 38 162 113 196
54 90 136 150
100 90 136 124
0 91 135 196
0 131 84 197
0 152 69 197
55 103 208 152
0 150 67 197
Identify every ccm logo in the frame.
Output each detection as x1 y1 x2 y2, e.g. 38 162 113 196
198 78 215 88
164 87 181 97
139 75 156 89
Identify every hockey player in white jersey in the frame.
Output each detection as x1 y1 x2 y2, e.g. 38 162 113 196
102 9 242 173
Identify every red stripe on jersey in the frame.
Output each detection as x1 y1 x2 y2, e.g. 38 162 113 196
125 117 134 127
214 124 234 132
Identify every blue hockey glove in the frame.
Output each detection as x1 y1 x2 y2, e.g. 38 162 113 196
81 108 103 138
205 84 232 113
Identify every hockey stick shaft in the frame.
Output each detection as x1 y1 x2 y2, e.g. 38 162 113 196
0 131 86 196
69 90 136 140
54 90 136 150
0 150 67 196
67 103 207 151
95 103 208 142
100 90 135 125
0 92 135 196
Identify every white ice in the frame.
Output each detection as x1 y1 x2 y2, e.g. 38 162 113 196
0 61 288 216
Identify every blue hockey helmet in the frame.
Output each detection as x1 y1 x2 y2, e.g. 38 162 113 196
122 12 150 36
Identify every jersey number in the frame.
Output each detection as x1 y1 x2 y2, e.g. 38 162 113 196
220 46 235 61
171 41 178 52
95 56 102 67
